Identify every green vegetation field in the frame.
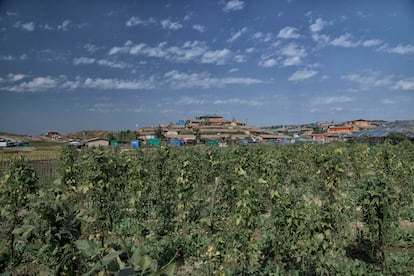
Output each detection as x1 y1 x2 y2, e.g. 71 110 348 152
0 141 63 161
1 142 413 275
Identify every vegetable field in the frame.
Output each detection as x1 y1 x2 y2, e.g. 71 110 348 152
1 142 414 275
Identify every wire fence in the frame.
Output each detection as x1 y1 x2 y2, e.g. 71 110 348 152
0 156 60 178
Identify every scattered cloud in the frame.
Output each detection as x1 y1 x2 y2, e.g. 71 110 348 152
164 70 263 89
109 40 233 65
73 57 128 69
381 98 399 104
161 18 183 30
87 103 145 113
330 33 360 48
126 16 156 27
222 0 245 12
84 77 154 90
309 18 331 44
277 26 300 39
0 73 26 83
279 43 307 66
228 27 247 43
394 78 414 90
57 20 71 31
6 11 18 16
1 76 58 92
192 24 206 32
175 96 264 106
288 69 318 81
362 39 383 47
380 44 414 55
233 54 246 63
177 96 206 105
84 43 100 53
213 98 264 106
73 57 95 65
0 55 14 61
311 96 353 105
17 21 35 31
258 57 277 68
309 18 327 33
252 32 272 43
342 71 393 90
96 59 128 69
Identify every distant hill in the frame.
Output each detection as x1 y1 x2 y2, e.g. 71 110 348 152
65 130 116 140
0 131 32 142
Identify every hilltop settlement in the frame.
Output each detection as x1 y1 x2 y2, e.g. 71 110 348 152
1 115 414 149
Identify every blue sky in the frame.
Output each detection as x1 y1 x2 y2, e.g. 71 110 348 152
1 0 413 135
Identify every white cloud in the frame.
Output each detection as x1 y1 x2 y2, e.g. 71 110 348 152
84 77 154 90
126 16 156 27
330 33 360 48
342 71 393 90
258 57 277 68
84 43 99 53
213 98 264 106
310 18 327 33
279 43 307 66
193 24 206 32
362 39 383 47
164 70 263 89
109 40 233 65
233 54 246 63
0 73 26 83
73 57 128 69
245 47 254 53
277 26 300 39
161 19 183 30
311 96 353 105
2 76 58 92
73 57 95 65
7 73 25 81
228 27 247 43
42 24 54 30
177 96 206 105
175 96 263 106
57 20 71 31
394 78 414 90
288 69 318 81
88 103 145 113
6 11 18 16
96 59 128 69
201 49 231 64
21 22 35 31
381 98 399 104
383 44 414 55
0 55 14 61
252 32 272 43
223 0 245 12
61 78 82 89
311 33 330 44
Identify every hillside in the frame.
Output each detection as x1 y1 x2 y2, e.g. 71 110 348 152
65 130 116 140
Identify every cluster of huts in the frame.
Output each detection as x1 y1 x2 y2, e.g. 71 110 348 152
65 116 414 149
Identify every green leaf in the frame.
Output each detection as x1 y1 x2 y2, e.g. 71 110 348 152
152 262 176 276
139 255 155 273
130 247 143 268
101 250 122 267
75 239 99 258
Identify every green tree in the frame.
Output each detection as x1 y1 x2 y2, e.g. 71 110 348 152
0 158 38 264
